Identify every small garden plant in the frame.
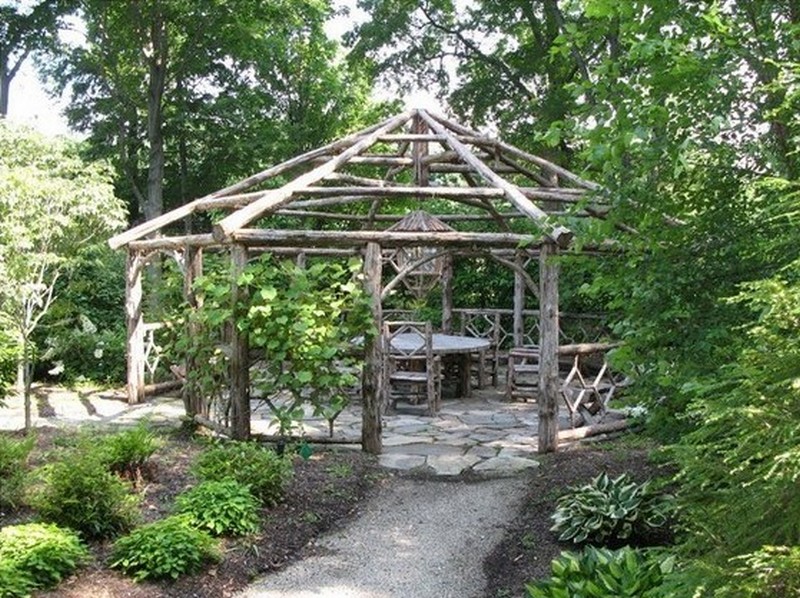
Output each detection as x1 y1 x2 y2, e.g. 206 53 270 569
0 433 34 509
30 447 141 539
175 480 260 536
0 522 89 596
550 472 672 545
98 422 163 482
526 546 675 598
109 515 219 582
192 440 293 506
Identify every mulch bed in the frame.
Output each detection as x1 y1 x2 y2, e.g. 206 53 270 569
482 442 671 598
3 427 383 598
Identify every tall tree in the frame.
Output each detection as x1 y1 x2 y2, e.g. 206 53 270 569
47 0 376 226
0 0 73 116
0 121 125 431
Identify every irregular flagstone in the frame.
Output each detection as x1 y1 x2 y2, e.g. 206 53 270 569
389 423 432 435
379 453 427 470
459 411 497 426
384 442 465 457
497 447 537 459
426 454 482 476
383 434 434 447
469 429 508 443
465 445 499 459
472 455 540 474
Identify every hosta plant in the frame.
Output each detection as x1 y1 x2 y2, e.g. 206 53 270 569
550 472 672 545
110 515 219 582
175 480 260 536
526 546 675 598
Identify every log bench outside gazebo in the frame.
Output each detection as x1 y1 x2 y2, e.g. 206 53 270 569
108 108 619 454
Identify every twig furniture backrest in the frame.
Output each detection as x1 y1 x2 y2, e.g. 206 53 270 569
382 321 441 415
458 310 502 388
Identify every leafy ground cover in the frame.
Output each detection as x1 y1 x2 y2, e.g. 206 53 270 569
483 445 669 598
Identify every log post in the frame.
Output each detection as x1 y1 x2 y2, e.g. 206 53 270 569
513 251 525 346
183 246 204 417
230 245 250 440
538 242 560 453
361 242 383 454
441 253 454 333
125 250 146 405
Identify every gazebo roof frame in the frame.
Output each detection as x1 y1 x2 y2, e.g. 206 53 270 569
111 107 617 455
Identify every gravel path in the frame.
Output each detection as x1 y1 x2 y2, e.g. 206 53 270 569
237 475 530 598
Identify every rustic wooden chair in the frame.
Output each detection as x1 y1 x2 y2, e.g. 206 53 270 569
506 345 540 402
382 321 441 415
460 311 502 389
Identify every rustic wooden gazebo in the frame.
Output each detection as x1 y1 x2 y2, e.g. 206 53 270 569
108 108 610 454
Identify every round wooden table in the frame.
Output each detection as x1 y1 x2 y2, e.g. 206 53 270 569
390 333 491 398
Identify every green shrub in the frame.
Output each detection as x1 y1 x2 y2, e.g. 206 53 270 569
192 440 293 506
98 423 162 481
0 559 34 598
35 244 126 385
0 434 34 509
713 545 800 598
0 523 89 595
526 546 675 598
0 327 18 404
175 480 260 536
550 472 672 545
31 450 140 539
110 515 219 581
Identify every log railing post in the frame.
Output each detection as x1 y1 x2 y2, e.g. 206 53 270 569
183 246 204 417
125 250 145 405
441 253 453 333
538 241 560 453
230 245 250 440
361 242 383 454
513 251 525 346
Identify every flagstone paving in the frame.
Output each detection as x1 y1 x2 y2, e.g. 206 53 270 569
1 385 573 476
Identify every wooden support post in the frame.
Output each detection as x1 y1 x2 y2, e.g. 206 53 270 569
361 242 383 455
183 246 204 417
441 253 453 333
230 245 250 440
125 250 145 405
538 242 560 453
513 251 525 346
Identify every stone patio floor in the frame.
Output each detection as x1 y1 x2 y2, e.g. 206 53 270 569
0 385 578 476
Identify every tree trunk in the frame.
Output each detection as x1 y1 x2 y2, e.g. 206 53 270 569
143 3 167 222
0 71 10 117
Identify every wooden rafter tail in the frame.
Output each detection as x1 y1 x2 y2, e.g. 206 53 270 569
109 202 198 250
212 110 414 241
429 111 601 192
417 109 574 248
